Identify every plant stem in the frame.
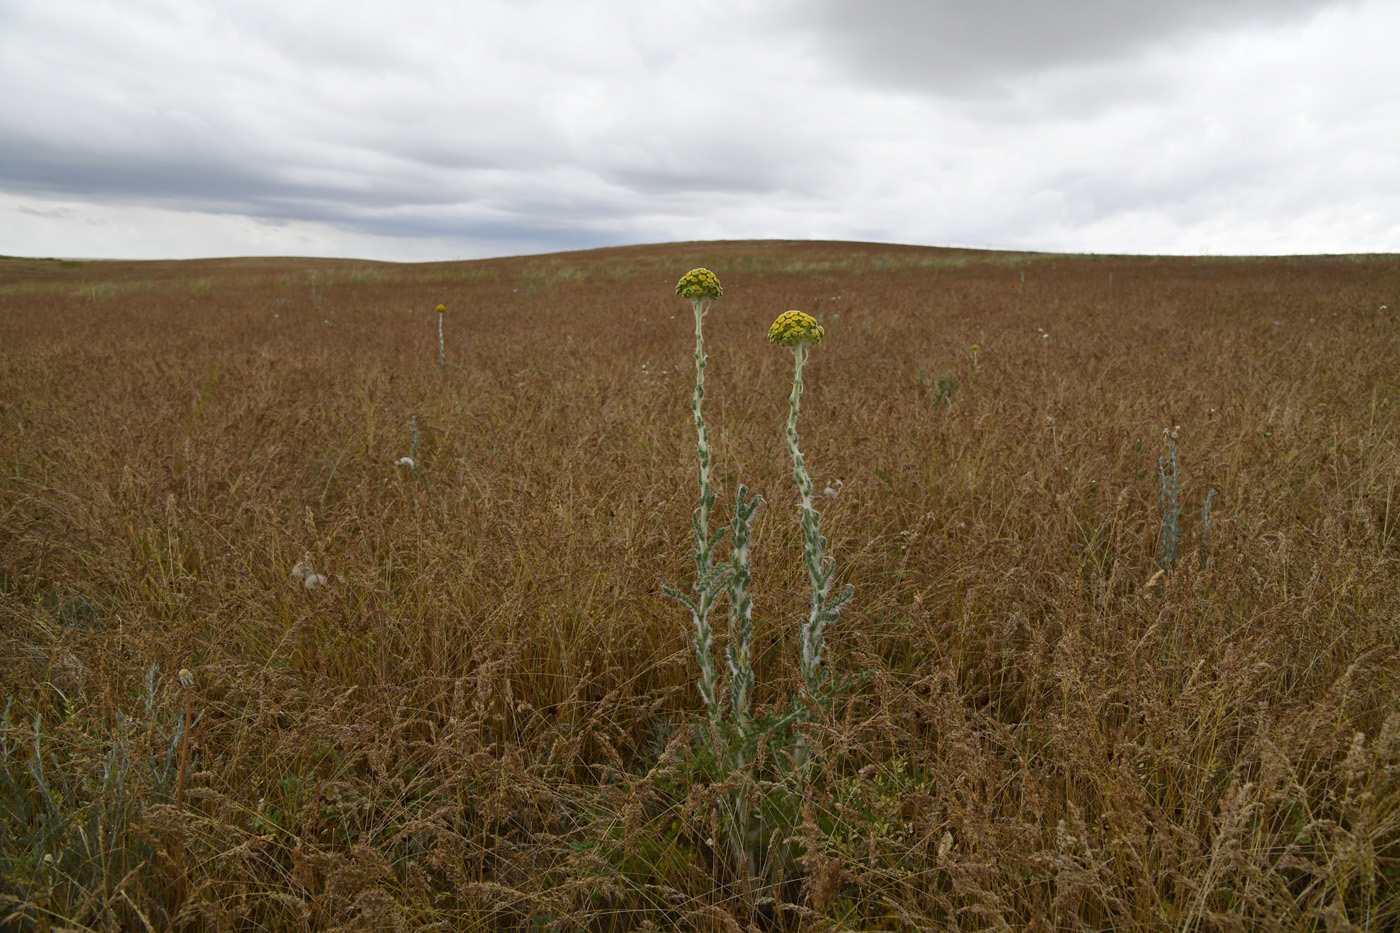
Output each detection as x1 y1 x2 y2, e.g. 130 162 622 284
785 347 822 690
783 346 852 697
725 485 759 729
176 676 192 812
723 484 761 880
689 296 721 720
174 673 193 904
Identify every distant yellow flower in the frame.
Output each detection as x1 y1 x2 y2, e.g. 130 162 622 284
675 268 722 300
435 304 446 313
768 310 824 348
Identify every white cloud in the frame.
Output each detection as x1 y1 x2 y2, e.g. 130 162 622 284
0 191 476 261
0 0 1395 259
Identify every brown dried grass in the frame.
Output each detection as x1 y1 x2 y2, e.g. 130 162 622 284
1 241 1397 931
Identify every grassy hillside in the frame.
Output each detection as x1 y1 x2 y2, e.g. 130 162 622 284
2 241 1398 930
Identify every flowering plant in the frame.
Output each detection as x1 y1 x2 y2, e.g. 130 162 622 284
769 311 852 697
665 276 854 886
435 304 447 374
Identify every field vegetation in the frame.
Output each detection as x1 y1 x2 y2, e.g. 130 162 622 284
1 240 1398 930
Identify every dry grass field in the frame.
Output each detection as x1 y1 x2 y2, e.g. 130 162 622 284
1 240 1398 931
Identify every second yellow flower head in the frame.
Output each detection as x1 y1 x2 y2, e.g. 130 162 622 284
675 268 723 300
768 310 824 348
435 304 446 313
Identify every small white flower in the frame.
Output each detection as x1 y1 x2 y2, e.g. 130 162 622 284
823 478 844 497
304 573 328 590
290 555 313 579
395 457 415 468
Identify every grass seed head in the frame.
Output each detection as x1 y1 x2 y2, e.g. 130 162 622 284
675 268 722 300
768 309 824 347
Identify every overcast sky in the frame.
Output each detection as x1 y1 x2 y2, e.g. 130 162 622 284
2 0 1396 261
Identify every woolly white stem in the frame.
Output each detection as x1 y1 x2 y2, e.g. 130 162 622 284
784 345 851 696
688 295 721 720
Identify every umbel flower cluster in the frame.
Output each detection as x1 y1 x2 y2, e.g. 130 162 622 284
675 267 723 300
767 310 824 348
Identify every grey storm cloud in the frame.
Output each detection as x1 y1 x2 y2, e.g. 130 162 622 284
0 0 1395 260
806 0 1354 92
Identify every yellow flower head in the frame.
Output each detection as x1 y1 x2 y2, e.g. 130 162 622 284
675 268 723 300
768 310 824 348
435 304 446 313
